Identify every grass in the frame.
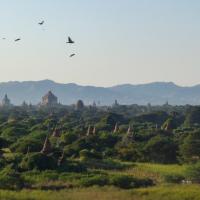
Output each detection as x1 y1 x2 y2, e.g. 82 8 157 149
1 185 200 200
5 161 185 187
133 184 200 200
0 162 194 200
104 162 187 183
136 163 187 176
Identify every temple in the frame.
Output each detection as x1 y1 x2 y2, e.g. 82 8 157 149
76 99 84 110
1 94 12 107
41 91 58 106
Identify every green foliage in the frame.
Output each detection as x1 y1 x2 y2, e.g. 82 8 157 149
79 175 109 187
20 153 57 171
10 131 47 153
144 135 177 163
61 132 78 145
163 174 184 183
180 130 200 163
4 153 23 170
1 185 200 200
98 132 118 148
0 104 198 193
1 125 27 142
186 161 200 183
110 175 153 189
58 160 87 173
116 144 141 161
162 117 178 131
79 149 102 160
0 165 24 189
184 107 200 126
134 111 168 125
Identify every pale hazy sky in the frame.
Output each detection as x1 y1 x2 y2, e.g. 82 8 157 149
0 0 200 86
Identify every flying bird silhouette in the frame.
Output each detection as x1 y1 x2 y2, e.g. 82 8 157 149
67 37 74 44
70 54 75 57
38 20 44 25
14 38 21 42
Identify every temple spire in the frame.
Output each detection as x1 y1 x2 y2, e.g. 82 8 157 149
52 126 61 137
113 123 119 133
57 150 65 166
92 126 96 135
86 125 91 136
127 125 132 135
40 135 51 154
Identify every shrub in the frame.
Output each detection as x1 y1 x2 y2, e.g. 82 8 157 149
180 131 200 163
58 160 87 173
0 165 24 190
164 174 185 183
186 161 200 183
117 144 141 162
61 133 78 145
110 175 153 189
80 175 109 187
20 153 57 171
143 135 178 163
110 175 135 189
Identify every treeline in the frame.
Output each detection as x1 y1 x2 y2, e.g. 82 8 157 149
0 104 200 189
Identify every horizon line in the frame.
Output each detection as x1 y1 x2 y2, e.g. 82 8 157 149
0 79 199 88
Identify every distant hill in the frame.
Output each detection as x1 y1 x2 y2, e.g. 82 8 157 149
0 80 200 105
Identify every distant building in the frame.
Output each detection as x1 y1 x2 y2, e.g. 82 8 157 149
21 101 28 108
113 99 119 107
1 94 12 107
76 99 84 110
41 91 58 106
93 101 97 107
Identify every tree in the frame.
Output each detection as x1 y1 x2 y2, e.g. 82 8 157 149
180 131 200 163
186 161 200 183
0 165 24 189
20 153 57 171
143 135 177 163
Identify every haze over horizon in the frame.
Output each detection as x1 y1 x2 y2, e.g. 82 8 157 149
1 79 200 88
1 1 200 87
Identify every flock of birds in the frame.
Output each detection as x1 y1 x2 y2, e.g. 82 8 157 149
2 20 76 58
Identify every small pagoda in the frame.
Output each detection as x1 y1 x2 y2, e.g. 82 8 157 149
52 127 61 137
40 136 52 154
113 123 119 133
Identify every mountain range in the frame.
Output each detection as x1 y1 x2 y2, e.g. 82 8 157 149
0 80 200 105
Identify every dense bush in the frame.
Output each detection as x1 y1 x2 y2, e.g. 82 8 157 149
79 149 102 160
110 175 153 189
20 153 57 171
0 166 24 189
164 174 185 183
61 132 78 145
80 175 109 187
180 131 200 163
186 161 200 183
58 160 87 172
116 144 141 161
144 135 177 163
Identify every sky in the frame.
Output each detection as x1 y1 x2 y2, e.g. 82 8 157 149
0 0 200 87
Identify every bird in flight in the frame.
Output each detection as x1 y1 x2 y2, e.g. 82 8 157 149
14 38 21 42
38 20 44 25
69 54 75 57
67 37 75 44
